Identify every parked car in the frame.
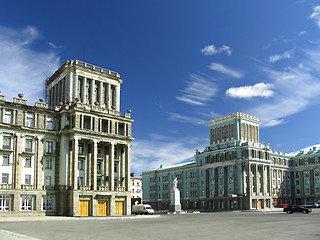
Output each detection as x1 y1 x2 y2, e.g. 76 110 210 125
283 205 312 214
132 204 155 215
304 201 320 208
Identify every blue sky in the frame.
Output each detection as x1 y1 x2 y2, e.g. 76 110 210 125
1 1 320 175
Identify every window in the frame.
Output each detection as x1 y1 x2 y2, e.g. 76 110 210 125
78 144 84 155
45 159 52 169
229 177 234 184
25 139 33 152
45 141 54 154
201 181 204 187
46 118 53 130
45 176 51 186
315 170 320 176
25 113 34 127
25 157 31 167
78 160 84 170
306 179 310 185
42 195 55 211
316 178 320 184
2 173 9 184
0 195 10 211
220 189 224 194
305 171 310 177
228 165 233 173
97 161 102 174
219 168 224 174
295 172 299 178
201 191 205 196
78 177 84 186
220 178 224 185
21 195 35 211
2 154 9 165
3 136 11 149
211 179 215 186
4 110 12 124
114 163 118 173
25 174 31 185
185 183 188 188
296 180 300 185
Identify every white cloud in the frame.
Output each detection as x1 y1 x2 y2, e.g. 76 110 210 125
309 5 320 28
0 25 60 104
226 82 274 99
209 62 243 78
201 44 232 56
298 30 307 36
168 112 206 125
246 51 320 127
269 49 294 63
131 135 207 175
176 74 218 106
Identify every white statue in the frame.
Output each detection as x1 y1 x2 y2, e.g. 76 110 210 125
173 178 178 189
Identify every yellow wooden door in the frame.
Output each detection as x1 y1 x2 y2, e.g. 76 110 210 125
98 200 107 216
115 201 124 216
79 200 89 216
259 200 262 209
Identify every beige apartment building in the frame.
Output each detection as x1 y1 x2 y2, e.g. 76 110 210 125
0 60 134 217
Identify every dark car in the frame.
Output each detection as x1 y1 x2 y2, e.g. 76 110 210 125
283 205 312 214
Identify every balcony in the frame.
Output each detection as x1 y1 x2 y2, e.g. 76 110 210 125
0 184 13 189
97 186 109 191
78 186 91 191
42 186 55 190
115 186 126 192
21 185 36 190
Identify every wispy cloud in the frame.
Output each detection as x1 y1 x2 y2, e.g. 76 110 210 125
269 49 294 63
209 62 243 78
226 82 274 99
246 49 320 127
0 25 60 104
131 135 207 175
201 44 232 56
309 5 320 28
298 30 307 36
168 112 206 125
48 42 63 49
176 74 218 106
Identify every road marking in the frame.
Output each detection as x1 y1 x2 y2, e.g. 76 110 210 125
0 229 40 240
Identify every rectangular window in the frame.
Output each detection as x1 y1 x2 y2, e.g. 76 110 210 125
77 177 84 186
315 170 320 177
228 165 233 173
4 110 12 124
46 118 53 130
25 113 34 127
114 163 118 173
21 195 35 211
25 157 31 167
45 159 52 169
3 136 11 149
316 178 320 184
25 139 33 152
25 174 31 185
0 195 10 211
306 179 310 185
42 195 55 211
45 141 54 154
2 173 9 184
211 179 215 186
305 171 310 177
78 160 84 170
229 177 233 184
97 161 102 174
78 144 84 155
45 176 51 186
2 154 9 165
220 178 223 185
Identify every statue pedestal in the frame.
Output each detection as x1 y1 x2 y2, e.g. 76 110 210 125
169 188 181 212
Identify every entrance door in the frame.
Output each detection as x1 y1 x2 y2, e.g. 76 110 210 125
115 201 124 216
259 200 262 209
98 200 107 216
79 200 90 216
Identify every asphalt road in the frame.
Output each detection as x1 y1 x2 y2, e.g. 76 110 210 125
1 210 320 240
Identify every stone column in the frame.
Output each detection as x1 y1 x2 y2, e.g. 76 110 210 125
92 139 98 190
72 137 79 190
255 164 259 194
115 86 120 112
248 163 253 195
121 146 126 188
13 133 23 189
104 144 109 189
73 73 78 101
35 136 44 190
99 81 103 106
109 142 115 191
90 79 95 105
125 145 131 191
82 77 87 104
107 84 111 109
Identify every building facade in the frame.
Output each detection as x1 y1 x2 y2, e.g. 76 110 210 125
130 173 142 206
142 112 319 211
0 60 134 216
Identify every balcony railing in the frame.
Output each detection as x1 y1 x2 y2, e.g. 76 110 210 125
21 185 35 190
42 186 55 190
0 184 13 189
115 186 126 192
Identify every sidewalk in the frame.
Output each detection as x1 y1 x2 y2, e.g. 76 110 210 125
0 214 160 223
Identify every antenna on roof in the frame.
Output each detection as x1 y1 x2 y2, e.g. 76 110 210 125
43 72 49 103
